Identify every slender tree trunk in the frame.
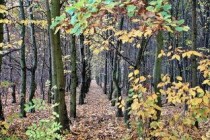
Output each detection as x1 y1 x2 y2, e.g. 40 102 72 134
191 0 197 87
27 0 38 113
50 0 70 131
153 31 163 118
70 35 77 118
111 51 117 106
116 50 123 117
204 6 209 49
5 24 16 104
19 0 27 118
192 0 199 128
0 0 4 121
108 51 114 100
79 34 86 105
11 84 16 103
115 17 124 117
46 0 52 104
104 52 108 94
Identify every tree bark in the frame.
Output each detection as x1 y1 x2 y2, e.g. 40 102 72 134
70 35 77 118
0 0 4 121
152 31 163 120
50 0 70 131
191 0 197 87
79 34 86 105
27 0 38 113
45 0 52 104
104 52 108 94
19 0 27 118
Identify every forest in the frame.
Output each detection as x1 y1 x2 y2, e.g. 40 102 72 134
0 0 209 139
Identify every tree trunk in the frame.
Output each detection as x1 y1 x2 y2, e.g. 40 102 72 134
27 0 38 113
12 84 16 103
104 52 108 94
192 0 199 128
19 0 27 118
152 31 163 120
108 51 114 100
115 17 124 117
0 0 4 121
124 37 147 127
45 0 52 104
70 35 77 118
191 0 197 87
50 0 70 131
79 34 86 105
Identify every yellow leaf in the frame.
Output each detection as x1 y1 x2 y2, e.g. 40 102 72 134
89 27 95 35
197 65 206 72
118 96 122 100
191 51 202 57
197 88 204 94
202 80 210 85
128 72 133 78
191 98 202 106
144 28 152 37
151 94 158 99
0 5 8 14
136 44 141 48
203 96 209 105
132 94 138 99
121 100 125 106
164 25 173 32
131 101 140 110
134 70 139 76
93 49 100 54
160 89 166 95
134 78 139 84
176 76 182 81
172 54 180 61
189 89 196 97
140 76 146 82
17 40 23 46
167 52 172 57
119 34 129 44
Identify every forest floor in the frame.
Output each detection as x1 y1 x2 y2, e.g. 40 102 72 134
64 81 131 140
2 81 133 140
2 81 209 140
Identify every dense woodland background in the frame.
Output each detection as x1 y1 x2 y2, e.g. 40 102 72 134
0 0 209 139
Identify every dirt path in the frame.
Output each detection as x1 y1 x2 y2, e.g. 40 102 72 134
66 81 128 140
2 81 130 140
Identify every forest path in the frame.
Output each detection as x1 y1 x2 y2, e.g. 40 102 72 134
66 80 128 140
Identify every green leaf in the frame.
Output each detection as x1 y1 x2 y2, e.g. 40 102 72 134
71 23 81 35
146 6 154 12
163 4 171 11
66 7 76 16
177 19 185 25
71 14 78 25
183 26 190 31
127 5 137 17
149 1 157 6
104 0 114 4
175 26 183 32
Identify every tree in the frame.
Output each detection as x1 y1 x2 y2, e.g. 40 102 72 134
50 0 69 131
152 31 163 120
70 35 77 118
191 0 197 88
0 0 4 121
79 34 86 105
19 0 27 118
45 0 52 104
27 0 38 113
